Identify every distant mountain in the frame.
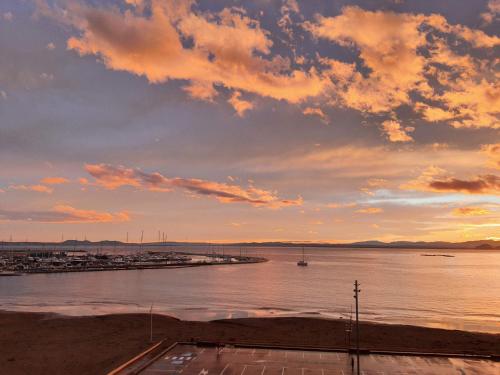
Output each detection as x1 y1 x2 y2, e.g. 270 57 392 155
232 240 500 250
1 239 499 250
348 240 500 249
61 240 123 246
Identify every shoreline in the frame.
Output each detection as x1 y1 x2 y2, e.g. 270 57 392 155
1 311 499 375
2 308 498 336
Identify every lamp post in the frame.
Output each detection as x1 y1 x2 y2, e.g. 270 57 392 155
354 280 361 375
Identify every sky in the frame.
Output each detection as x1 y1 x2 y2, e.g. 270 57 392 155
0 0 499 243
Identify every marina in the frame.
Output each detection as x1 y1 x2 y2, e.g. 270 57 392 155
0 248 267 275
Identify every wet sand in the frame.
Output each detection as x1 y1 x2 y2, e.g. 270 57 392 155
1 311 498 375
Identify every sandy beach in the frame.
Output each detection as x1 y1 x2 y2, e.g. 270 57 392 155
1 311 499 375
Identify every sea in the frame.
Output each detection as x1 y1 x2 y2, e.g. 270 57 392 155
1 246 499 334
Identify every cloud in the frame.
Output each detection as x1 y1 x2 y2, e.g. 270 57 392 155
229 222 246 227
34 1 499 135
283 0 299 14
366 178 389 188
40 176 70 185
452 207 491 216
46 42 56 50
8 177 72 195
327 202 358 208
0 205 130 223
355 207 383 214
402 166 500 194
481 0 500 24
254 144 489 197
124 0 145 7
380 120 414 142
228 91 254 117
400 165 446 190
183 81 218 102
302 107 329 123
278 0 301 40
426 14 500 48
428 175 500 194
360 178 389 196
307 6 499 129
38 0 326 110
481 143 500 170
8 184 53 194
85 163 302 208
307 6 429 112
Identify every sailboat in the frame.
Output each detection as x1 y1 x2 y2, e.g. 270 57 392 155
297 247 308 266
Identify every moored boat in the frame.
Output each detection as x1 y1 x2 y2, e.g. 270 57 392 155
297 247 308 266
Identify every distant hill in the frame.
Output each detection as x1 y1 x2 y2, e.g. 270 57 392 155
61 240 123 246
1 239 499 250
230 240 500 250
348 240 500 250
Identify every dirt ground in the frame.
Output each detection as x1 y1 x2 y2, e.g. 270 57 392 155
1 311 498 375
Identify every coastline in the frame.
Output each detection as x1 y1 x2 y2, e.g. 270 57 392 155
1 311 499 375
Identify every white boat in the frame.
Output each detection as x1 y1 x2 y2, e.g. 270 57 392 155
297 247 308 266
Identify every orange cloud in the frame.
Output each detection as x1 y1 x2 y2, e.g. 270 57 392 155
85 164 142 189
400 165 447 191
355 207 383 214
85 163 302 208
52 205 130 223
8 184 53 194
302 107 329 123
124 0 144 8
426 13 500 48
228 91 254 117
380 120 414 142
0 205 130 223
481 143 500 170
183 81 218 102
308 6 428 112
40 176 70 185
452 207 491 216
481 0 500 24
360 179 389 196
366 178 389 188
38 2 499 131
428 175 500 194
43 0 326 109
402 166 500 194
327 202 358 208
308 6 499 129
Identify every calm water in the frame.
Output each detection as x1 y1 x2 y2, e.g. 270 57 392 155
1 246 499 333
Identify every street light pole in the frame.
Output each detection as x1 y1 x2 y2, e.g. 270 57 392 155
354 280 361 375
150 303 154 343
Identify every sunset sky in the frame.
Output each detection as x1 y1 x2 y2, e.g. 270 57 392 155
0 0 499 243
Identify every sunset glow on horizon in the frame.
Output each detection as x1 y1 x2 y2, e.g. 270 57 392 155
0 0 499 243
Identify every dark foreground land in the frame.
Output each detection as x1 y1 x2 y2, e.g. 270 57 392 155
1 311 499 375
